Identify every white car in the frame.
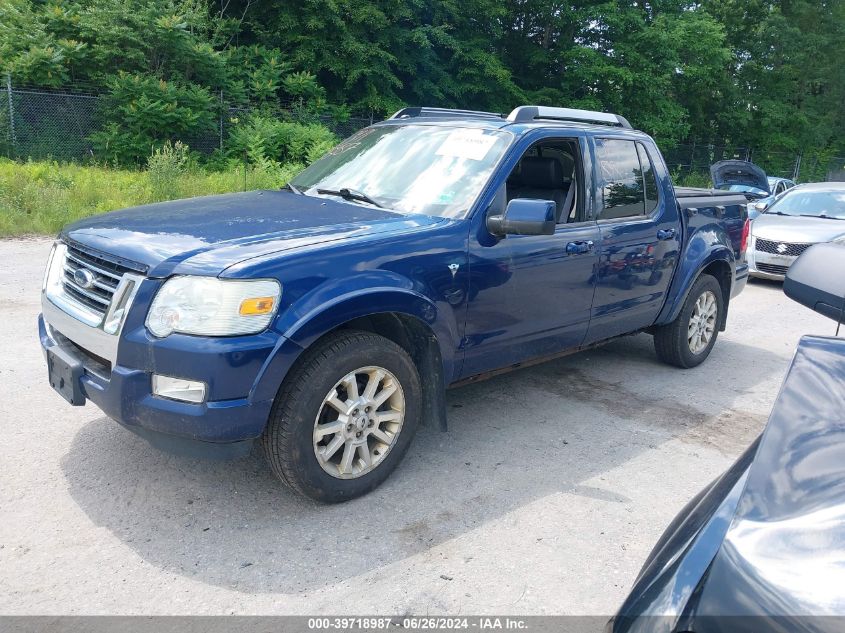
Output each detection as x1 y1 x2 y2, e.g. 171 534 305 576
747 182 845 280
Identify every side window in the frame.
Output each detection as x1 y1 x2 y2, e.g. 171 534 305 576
637 143 660 214
595 139 645 220
504 139 582 223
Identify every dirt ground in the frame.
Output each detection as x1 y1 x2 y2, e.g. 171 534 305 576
0 237 834 615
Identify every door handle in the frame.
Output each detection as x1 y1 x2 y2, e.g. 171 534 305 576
657 228 676 241
566 240 594 255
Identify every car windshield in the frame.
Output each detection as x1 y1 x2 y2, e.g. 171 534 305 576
765 189 845 219
717 184 768 196
290 124 512 219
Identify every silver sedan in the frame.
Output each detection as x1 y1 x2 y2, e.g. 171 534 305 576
748 182 845 280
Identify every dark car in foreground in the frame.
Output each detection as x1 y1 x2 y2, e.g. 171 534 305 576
610 242 845 633
40 105 748 502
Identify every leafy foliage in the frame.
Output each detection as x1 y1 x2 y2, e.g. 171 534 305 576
1 0 842 166
225 114 337 166
0 157 299 235
89 73 217 164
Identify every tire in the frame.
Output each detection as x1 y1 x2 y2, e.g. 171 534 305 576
262 330 421 503
653 274 724 369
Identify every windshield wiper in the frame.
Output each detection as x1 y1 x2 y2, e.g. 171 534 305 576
283 182 303 195
316 187 384 208
764 211 789 216
800 213 843 220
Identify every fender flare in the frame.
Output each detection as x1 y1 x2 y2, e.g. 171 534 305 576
283 288 453 353
657 245 735 327
249 284 458 426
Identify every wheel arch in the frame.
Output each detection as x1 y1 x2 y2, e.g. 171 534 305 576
252 290 455 431
657 247 735 331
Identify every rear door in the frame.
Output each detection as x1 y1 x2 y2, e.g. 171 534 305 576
585 138 681 343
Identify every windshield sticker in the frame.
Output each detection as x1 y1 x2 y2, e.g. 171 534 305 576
436 130 498 161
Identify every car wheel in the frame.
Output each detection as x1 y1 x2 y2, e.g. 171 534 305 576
262 330 421 502
653 274 723 368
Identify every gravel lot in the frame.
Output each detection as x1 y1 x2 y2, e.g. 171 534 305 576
0 238 834 616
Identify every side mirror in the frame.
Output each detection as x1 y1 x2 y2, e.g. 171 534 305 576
784 243 845 322
487 198 556 236
754 201 769 211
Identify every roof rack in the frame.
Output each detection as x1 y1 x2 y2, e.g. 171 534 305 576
389 107 505 120
506 105 632 129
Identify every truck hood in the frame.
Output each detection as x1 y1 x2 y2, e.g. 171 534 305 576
710 160 770 195
751 213 845 243
61 190 444 277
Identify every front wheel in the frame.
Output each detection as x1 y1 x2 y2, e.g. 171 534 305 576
653 274 724 368
262 330 421 503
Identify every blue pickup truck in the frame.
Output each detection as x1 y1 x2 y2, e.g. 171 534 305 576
40 106 749 502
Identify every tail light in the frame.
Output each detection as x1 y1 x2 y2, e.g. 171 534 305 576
740 218 750 254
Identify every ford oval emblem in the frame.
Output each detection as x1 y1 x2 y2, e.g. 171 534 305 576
73 268 96 289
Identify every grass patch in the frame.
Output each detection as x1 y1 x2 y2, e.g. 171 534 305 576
0 156 302 237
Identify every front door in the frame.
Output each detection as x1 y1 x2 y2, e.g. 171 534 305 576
461 136 600 378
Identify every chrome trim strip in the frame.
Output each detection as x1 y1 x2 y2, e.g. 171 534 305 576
46 288 103 327
61 277 111 305
42 293 119 363
102 273 144 335
63 263 118 292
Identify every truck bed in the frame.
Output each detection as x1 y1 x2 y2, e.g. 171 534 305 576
673 186 748 222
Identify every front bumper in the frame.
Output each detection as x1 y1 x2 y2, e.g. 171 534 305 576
38 291 303 458
746 239 798 280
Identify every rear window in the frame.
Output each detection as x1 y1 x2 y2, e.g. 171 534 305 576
637 143 659 215
595 139 645 219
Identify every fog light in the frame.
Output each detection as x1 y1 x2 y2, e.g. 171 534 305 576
152 374 207 403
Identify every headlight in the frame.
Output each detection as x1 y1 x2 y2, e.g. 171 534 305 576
43 242 67 293
146 276 281 338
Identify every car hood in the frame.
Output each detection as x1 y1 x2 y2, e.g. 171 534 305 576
61 190 444 277
711 160 770 194
752 214 845 243
611 336 845 632
690 335 845 621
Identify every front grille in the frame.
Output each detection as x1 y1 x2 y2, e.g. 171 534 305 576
61 244 138 319
755 238 813 257
757 262 790 276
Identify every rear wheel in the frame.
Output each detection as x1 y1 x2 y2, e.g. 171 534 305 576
262 330 421 502
653 274 723 368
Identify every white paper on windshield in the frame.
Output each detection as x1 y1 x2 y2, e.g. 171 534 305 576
436 130 497 161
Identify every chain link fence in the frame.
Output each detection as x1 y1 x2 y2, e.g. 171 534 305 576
2 78 843 183
0 78 372 163
662 142 845 184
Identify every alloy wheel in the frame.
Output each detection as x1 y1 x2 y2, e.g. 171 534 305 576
688 290 717 355
312 366 405 479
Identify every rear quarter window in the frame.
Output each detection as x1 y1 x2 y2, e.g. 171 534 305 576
595 138 645 220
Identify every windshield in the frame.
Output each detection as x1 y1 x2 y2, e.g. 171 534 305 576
290 124 512 218
716 184 767 196
766 189 845 219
